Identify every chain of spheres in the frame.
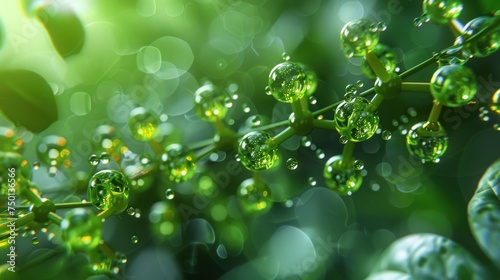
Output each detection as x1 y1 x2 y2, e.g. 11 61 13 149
1 0 500 277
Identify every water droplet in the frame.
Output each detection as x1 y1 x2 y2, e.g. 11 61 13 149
100 153 110 164
308 96 317 105
282 52 291 61
371 183 380 191
242 103 251 113
127 207 136 216
224 97 233 108
382 130 392 140
308 177 316 186
139 153 151 165
493 124 500 131
251 116 261 126
33 162 40 170
48 166 57 177
300 136 312 147
160 113 169 122
286 158 298 170
88 154 99 166
134 208 141 218
339 135 348 144
315 149 325 159
354 159 364 170
32 236 39 245
377 21 387 32
407 107 418 117
356 80 364 88
165 188 175 200
217 244 228 259
345 84 357 95
131 235 139 244
265 86 272 96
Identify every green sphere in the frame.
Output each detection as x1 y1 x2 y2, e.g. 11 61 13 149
238 131 279 172
37 135 70 167
297 63 318 96
454 16 500 58
340 19 380 58
423 0 463 25
149 201 178 239
323 155 363 195
430 65 477 107
268 62 308 103
237 178 273 214
194 84 231 122
128 107 160 142
334 96 380 142
88 170 130 214
61 208 103 252
361 44 397 79
160 144 196 183
0 127 23 152
406 121 448 163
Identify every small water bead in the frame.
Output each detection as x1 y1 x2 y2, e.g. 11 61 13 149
286 158 298 170
308 96 317 105
128 107 160 141
301 136 312 147
194 84 231 122
33 162 40 170
430 65 477 107
308 177 317 186
345 84 357 95
100 153 111 164
88 154 99 166
354 159 364 170
454 16 500 58
282 52 291 61
48 166 57 177
242 103 251 113
237 178 273 214
268 62 308 103
134 208 141 218
237 131 279 172
334 96 380 142
323 155 363 195
139 153 151 165
165 188 175 200
356 80 364 88
61 208 103 252
224 97 233 108
382 130 392 140
131 235 139 244
88 170 130 213
310 144 317 151
127 207 136 216
377 21 387 32
160 144 196 183
37 135 70 167
32 236 39 245
315 149 325 159
339 135 349 144
265 86 272 96
340 18 380 57
423 0 462 25
413 13 431 27
406 121 448 163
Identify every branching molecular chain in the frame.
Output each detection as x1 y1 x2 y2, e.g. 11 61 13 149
1 0 500 278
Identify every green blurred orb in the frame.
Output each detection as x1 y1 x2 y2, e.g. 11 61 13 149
88 170 130 214
61 208 103 252
268 62 308 103
334 96 379 142
238 131 279 172
430 65 476 107
323 155 363 195
37 135 70 167
237 178 273 214
423 0 463 25
194 84 231 122
406 121 448 163
160 143 196 183
128 107 160 142
340 19 380 58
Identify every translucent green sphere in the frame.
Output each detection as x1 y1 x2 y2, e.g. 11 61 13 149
361 44 397 79
238 131 279 172
149 201 178 240
297 63 318 96
454 16 500 58
430 65 477 107
340 19 380 58
37 135 70 166
88 170 130 214
423 0 463 25
268 62 308 103
61 208 103 252
160 144 196 183
128 107 159 141
406 121 448 163
334 96 380 142
323 155 363 195
237 178 273 214
194 84 231 122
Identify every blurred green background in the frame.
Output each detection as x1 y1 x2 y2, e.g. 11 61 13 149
1 0 499 279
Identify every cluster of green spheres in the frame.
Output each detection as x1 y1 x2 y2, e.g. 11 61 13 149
455 16 500 58
406 121 448 163
61 208 103 252
268 62 308 103
194 84 232 122
237 131 279 172
128 107 160 142
37 135 70 167
334 96 380 142
237 178 273 214
323 155 363 195
340 18 380 58
423 0 463 25
160 143 196 183
88 170 130 214
361 44 397 79
430 65 477 107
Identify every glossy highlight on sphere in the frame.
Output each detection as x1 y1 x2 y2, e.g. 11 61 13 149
61 208 103 252
194 84 231 122
361 44 397 79
334 96 379 142
423 0 463 25
406 121 448 163
268 62 308 103
430 65 477 107
238 131 279 172
88 170 130 213
237 178 273 214
323 155 363 195
340 18 380 58
454 16 500 58
160 143 196 183
128 107 159 141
